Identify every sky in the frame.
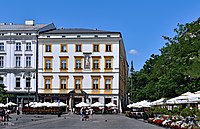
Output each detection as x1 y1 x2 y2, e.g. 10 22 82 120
1 0 200 71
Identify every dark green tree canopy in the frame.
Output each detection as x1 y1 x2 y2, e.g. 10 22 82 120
127 18 200 102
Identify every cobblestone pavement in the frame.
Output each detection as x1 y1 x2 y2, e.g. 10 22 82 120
1 113 165 129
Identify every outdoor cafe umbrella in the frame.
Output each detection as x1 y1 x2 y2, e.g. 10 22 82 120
5 102 17 107
151 98 166 106
75 102 89 107
91 102 104 107
0 103 6 107
106 102 116 107
49 102 68 107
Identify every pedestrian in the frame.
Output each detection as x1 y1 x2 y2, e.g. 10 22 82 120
89 108 93 120
16 107 20 115
80 107 83 121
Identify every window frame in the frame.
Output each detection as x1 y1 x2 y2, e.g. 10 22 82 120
74 76 83 90
26 42 32 51
104 56 113 72
16 42 21 51
60 44 67 52
0 42 4 51
59 76 68 90
26 56 31 67
59 56 68 71
16 56 21 67
45 44 52 52
75 44 82 52
0 56 4 67
93 44 99 52
44 76 53 90
104 76 113 94
105 44 112 52
44 56 53 71
16 78 20 88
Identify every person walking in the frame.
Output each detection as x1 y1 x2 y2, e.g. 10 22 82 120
89 108 93 120
80 107 83 121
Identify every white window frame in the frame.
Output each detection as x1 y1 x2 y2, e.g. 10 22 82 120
0 56 4 67
26 56 31 67
16 56 21 67
16 42 21 51
26 42 31 51
0 43 4 51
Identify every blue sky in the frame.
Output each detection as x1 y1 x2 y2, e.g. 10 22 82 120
1 0 200 70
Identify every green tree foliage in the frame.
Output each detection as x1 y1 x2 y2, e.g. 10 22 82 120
0 77 6 103
128 18 200 102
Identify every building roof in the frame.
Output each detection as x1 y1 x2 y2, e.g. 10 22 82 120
0 24 48 31
42 28 120 34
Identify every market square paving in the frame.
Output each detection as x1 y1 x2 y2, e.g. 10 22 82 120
1 114 164 129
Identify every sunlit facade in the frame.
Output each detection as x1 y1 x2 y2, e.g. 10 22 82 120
38 29 128 112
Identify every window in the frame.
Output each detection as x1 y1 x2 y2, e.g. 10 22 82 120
46 60 51 69
45 79 51 89
75 79 80 89
92 56 101 72
105 79 111 90
105 44 112 52
59 76 68 90
59 56 68 71
76 60 81 69
16 33 21 35
106 60 112 68
16 78 20 88
104 56 113 71
61 79 66 89
44 56 53 71
44 76 52 90
93 44 99 52
26 42 31 51
61 60 66 69
16 56 21 67
0 43 4 51
45 44 52 52
75 44 82 52
26 33 31 35
26 78 31 87
91 76 100 93
104 76 113 93
93 79 98 90
26 57 31 67
93 60 99 69
60 44 67 52
74 76 83 90
16 43 21 51
0 57 4 67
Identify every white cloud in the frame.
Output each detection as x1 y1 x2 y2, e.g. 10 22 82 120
128 49 138 55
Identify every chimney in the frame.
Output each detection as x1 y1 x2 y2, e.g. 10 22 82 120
25 20 35 26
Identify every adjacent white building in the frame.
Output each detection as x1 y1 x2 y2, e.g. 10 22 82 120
0 21 128 112
38 29 128 112
0 21 55 106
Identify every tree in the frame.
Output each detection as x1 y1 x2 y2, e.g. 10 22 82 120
0 77 6 103
129 18 200 102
